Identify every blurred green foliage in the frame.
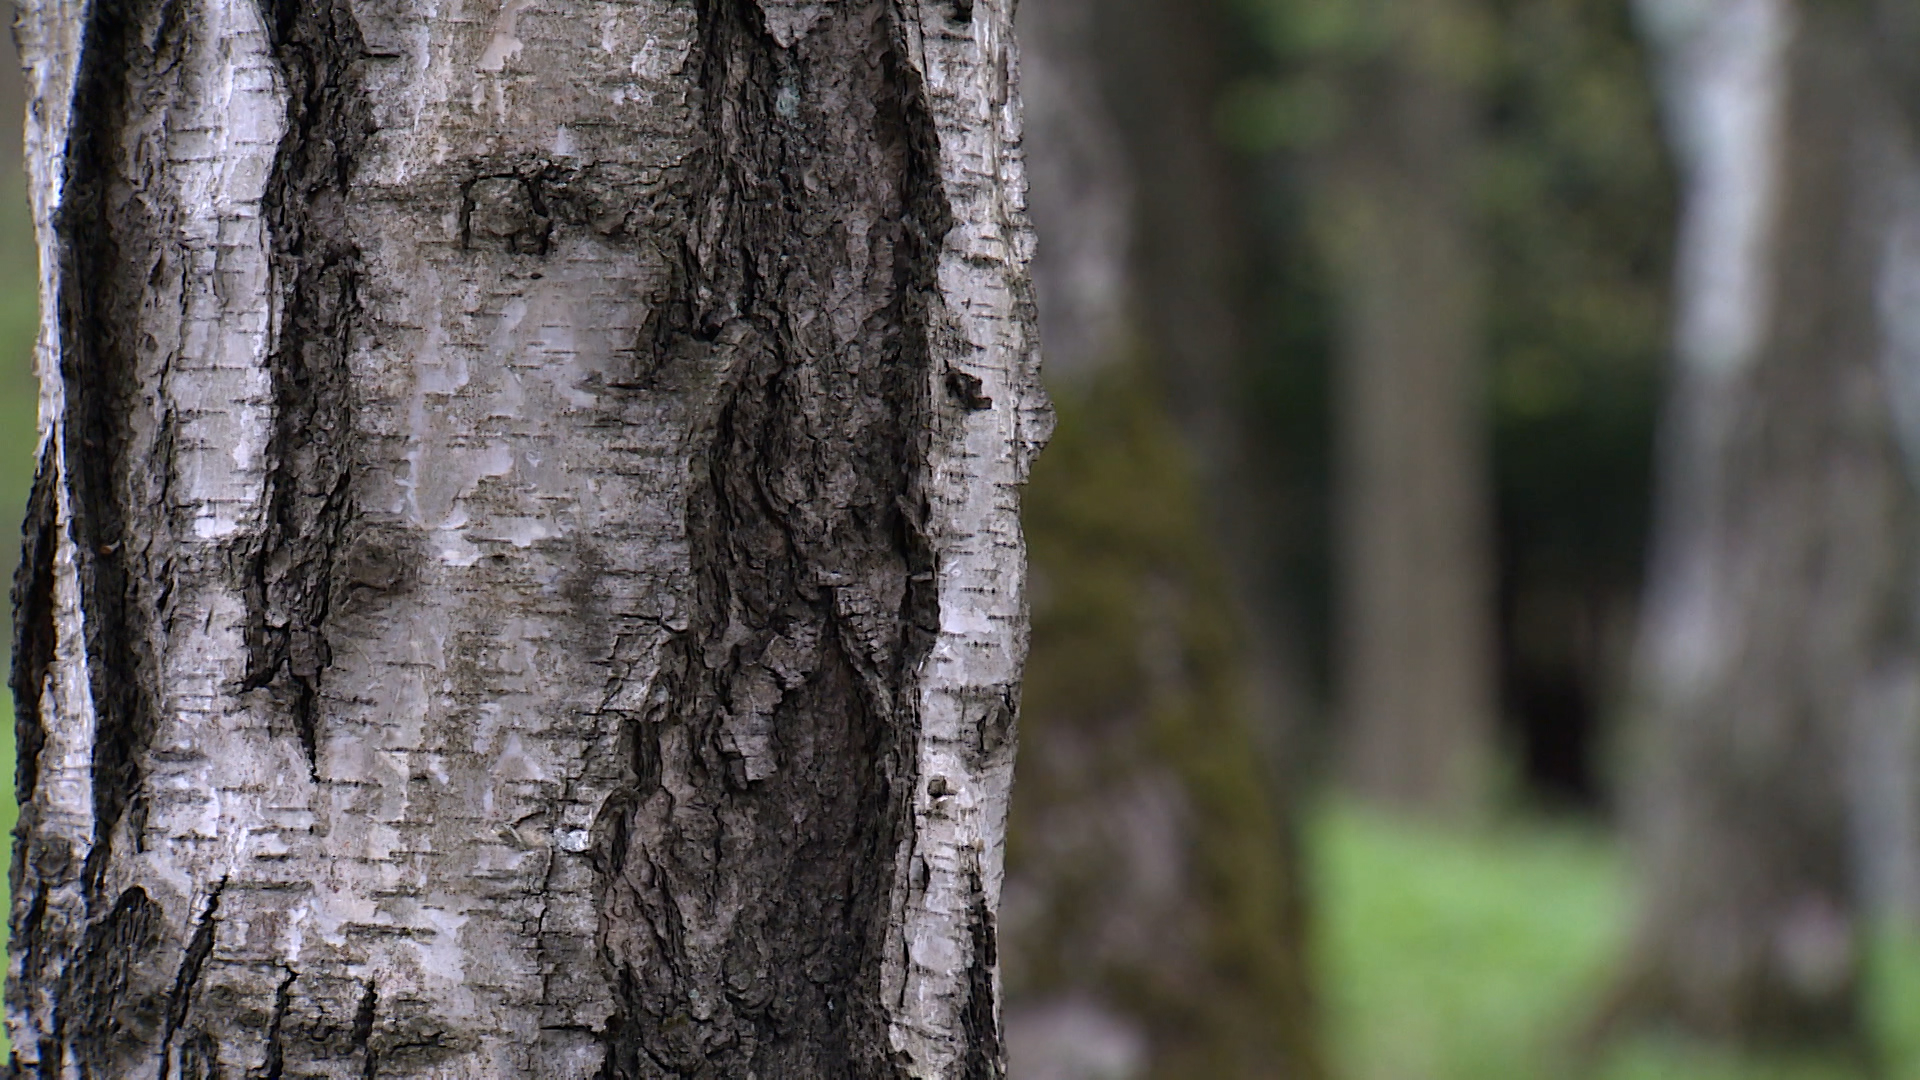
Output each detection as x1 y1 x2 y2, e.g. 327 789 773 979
1479 0 1670 606
1 170 36 518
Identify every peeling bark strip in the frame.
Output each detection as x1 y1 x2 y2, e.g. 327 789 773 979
11 0 1045 1074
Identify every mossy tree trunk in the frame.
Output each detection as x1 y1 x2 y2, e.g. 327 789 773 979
1004 1 1321 1077
7 0 1049 1075
1607 0 1920 1049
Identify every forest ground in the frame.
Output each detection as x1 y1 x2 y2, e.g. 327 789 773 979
1315 800 1920 1079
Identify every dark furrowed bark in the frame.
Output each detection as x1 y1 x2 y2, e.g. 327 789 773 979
12 444 58 809
58 0 179 893
959 875 1002 1080
156 880 222 1080
595 0 951 1075
56 887 165 1080
245 0 370 776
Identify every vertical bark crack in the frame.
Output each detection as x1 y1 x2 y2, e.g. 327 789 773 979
960 871 1003 1080
11 444 60 806
352 979 379 1080
259 967 297 1080
245 0 372 776
595 0 952 1075
57 0 182 890
157 878 224 1080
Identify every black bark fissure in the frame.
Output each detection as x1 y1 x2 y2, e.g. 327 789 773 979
9 449 53 1071
596 1 952 1075
244 0 371 776
12 444 59 810
352 979 379 1080
56 0 181 893
156 879 223 1080
960 873 1003 1080
260 968 296 1080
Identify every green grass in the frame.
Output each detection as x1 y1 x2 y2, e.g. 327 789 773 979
1310 800 1920 1080
1311 801 1627 1080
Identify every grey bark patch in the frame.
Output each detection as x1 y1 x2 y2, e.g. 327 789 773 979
173 1031 220 1080
328 525 420 617
477 0 534 72
462 176 553 256
754 0 835 48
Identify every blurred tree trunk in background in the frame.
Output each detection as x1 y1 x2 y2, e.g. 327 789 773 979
1608 0 1920 1049
1321 0 1502 818
1005 0 1322 1077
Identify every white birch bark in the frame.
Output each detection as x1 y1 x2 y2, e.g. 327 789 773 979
8 0 1049 1076
1611 0 1920 1043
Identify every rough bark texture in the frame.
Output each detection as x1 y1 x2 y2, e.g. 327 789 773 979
8 0 1050 1076
1319 0 1501 818
1002 1 1322 1077
1606 0 1920 1048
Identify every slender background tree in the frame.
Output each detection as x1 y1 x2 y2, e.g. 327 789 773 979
1313 0 1502 818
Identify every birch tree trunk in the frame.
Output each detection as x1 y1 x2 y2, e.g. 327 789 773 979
1606 0 1920 1047
7 0 1050 1076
